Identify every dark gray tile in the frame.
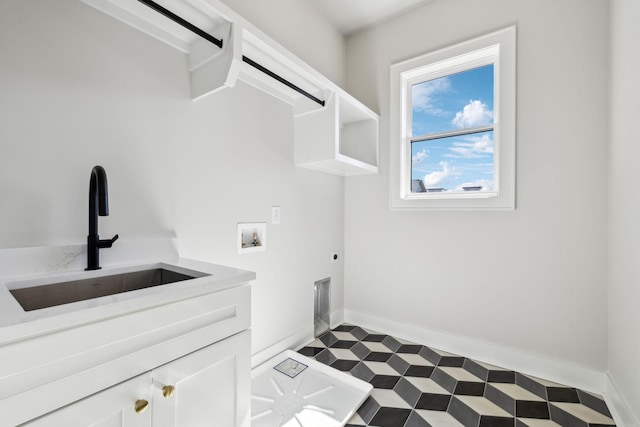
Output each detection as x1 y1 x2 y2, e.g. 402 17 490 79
357 396 381 424
394 377 421 407
351 361 375 383
351 341 372 360
454 381 485 396
397 344 423 354
371 375 401 389
365 351 393 362
418 346 441 365
333 325 356 332
485 383 515 415
415 393 451 411
431 367 456 393
449 396 479 426
488 370 516 384
516 400 550 419
547 387 580 403
331 359 359 371
479 415 514 427
369 407 411 427
330 340 358 349
405 365 434 378
577 390 612 418
515 373 547 400
319 332 339 347
363 334 387 342
549 403 589 427
382 335 402 352
388 353 410 375
314 348 337 365
438 356 465 367
404 410 429 427
463 359 488 381
350 326 369 340
298 346 324 357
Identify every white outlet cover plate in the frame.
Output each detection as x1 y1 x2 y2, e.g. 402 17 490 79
271 206 281 224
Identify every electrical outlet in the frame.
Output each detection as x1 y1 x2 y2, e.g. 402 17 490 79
271 206 281 224
330 252 339 263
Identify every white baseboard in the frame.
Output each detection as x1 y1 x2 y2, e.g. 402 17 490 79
605 374 640 427
344 309 606 394
250 309 345 369
250 325 313 368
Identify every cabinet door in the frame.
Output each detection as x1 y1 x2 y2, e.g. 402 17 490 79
21 373 153 427
152 330 250 427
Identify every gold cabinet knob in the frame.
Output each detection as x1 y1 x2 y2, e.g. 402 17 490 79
134 399 149 414
162 385 175 398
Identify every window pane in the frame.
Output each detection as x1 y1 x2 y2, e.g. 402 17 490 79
411 130 494 193
411 64 494 136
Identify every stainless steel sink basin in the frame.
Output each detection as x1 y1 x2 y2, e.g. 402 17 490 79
9 268 204 312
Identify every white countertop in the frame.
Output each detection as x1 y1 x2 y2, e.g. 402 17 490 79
0 241 255 346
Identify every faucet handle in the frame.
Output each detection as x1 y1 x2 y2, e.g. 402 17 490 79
98 234 119 248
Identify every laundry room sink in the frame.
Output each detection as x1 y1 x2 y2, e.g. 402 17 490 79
8 267 207 311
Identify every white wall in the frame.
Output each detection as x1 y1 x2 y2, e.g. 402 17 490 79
0 0 181 248
344 0 610 373
608 0 640 422
221 0 346 87
0 0 345 360
174 84 346 357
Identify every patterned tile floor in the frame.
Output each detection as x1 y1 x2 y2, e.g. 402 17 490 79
298 324 616 427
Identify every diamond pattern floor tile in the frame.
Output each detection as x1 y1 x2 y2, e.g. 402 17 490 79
297 325 616 427
415 409 466 426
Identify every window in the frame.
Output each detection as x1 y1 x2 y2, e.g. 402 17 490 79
390 26 516 209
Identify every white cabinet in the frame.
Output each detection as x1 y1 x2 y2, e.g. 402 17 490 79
0 265 252 426
152 331 250 427
21 331 250 427
22 373 153 427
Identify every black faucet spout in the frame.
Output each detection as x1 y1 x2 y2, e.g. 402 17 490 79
86 166 118 271
88 166 108 236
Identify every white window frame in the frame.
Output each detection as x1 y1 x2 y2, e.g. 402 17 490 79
390 26 516 210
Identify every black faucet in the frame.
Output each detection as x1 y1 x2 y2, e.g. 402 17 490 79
86 165 119 271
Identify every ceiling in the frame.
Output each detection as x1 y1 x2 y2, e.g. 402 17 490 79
311 0 434 35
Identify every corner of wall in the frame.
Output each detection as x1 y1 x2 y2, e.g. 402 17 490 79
606 374 640 427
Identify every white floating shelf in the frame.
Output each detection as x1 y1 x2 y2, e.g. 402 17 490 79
295 92 379 176
80 0 379 175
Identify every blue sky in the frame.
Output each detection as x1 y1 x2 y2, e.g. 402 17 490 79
411 65 495 192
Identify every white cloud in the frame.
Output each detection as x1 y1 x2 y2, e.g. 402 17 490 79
447 133 494 158
452 99 493 128
412 78 451 115
423 161 451 187
412 149 428 164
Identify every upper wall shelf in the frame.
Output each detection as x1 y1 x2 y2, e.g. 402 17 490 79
80 0 379 175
